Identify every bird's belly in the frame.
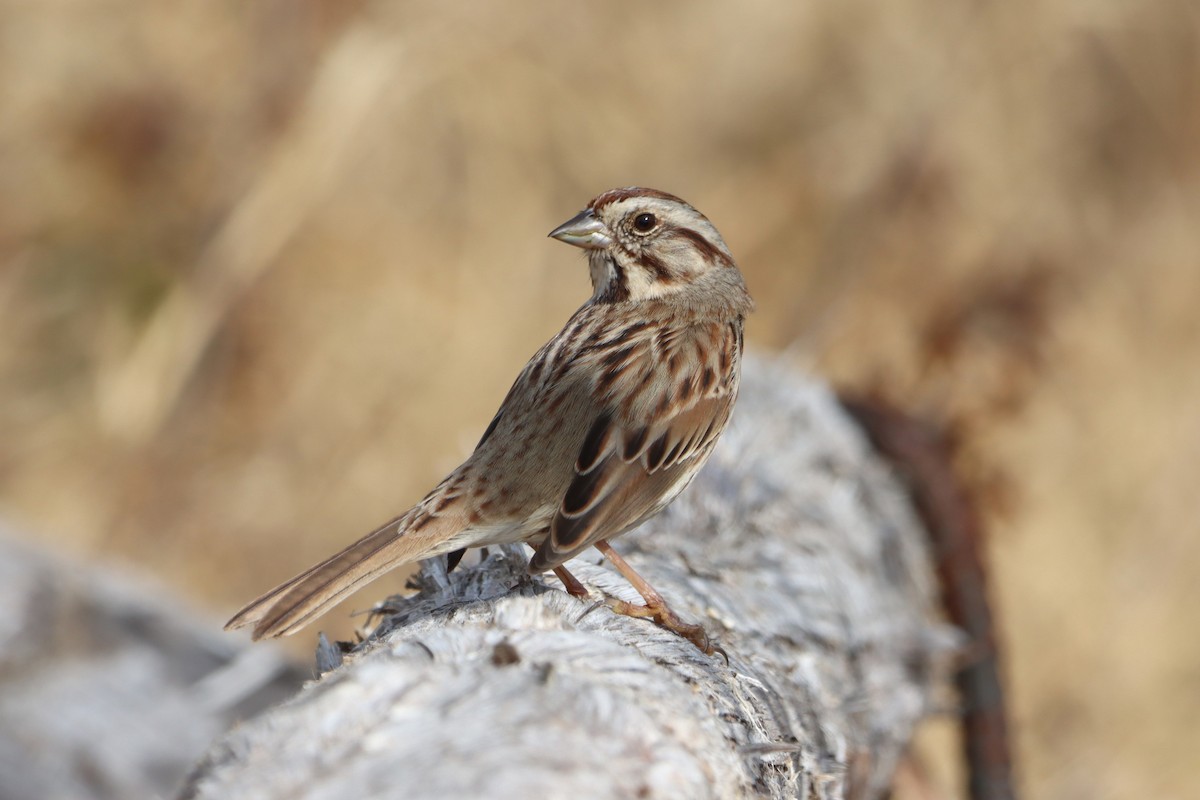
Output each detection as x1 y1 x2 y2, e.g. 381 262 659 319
450 505 556 551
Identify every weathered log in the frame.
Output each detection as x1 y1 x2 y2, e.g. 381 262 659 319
0 527 306 800
180 355 957 800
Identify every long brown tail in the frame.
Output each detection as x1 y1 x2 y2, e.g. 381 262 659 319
225 510 461 640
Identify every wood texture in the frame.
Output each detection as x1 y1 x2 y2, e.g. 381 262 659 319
0 529 306 800
182 355 958 800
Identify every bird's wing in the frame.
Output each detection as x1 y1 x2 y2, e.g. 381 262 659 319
529 319 739 571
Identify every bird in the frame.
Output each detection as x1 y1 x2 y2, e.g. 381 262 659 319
225 187 753 654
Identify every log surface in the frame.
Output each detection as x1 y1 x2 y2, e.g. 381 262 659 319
181 355 957 800
0 528 305 800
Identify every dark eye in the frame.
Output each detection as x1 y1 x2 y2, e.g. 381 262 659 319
632 212 657 233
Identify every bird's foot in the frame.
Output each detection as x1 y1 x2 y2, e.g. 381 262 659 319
606 596 726 660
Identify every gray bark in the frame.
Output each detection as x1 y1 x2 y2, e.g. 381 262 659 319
0 528 306 800
182 356 958 800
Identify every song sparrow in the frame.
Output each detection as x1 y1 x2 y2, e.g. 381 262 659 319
226 187 753 654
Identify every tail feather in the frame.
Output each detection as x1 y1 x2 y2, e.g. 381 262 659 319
225 511 461 640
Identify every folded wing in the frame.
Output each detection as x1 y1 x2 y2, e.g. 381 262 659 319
529 320 738 571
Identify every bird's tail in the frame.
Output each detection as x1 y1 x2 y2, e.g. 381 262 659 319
225 510 461 640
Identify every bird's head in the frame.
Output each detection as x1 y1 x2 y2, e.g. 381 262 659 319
549 187 752 315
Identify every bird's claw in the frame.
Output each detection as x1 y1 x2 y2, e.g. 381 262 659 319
577 599 608 621
605 596 725 659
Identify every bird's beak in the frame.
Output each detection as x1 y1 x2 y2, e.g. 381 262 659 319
548 208 612 250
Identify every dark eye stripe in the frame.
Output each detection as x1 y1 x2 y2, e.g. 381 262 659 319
670 227 725 266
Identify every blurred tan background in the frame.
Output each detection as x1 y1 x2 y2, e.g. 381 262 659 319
1 1 1198 798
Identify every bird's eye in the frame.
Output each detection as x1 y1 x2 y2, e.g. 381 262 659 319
632 212 657 233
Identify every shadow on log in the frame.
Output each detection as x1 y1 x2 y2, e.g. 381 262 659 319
180 355 958 799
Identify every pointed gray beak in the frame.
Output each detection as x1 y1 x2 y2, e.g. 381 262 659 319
548 208 612 250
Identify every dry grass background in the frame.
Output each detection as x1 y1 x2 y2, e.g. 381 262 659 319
1 1 1198 798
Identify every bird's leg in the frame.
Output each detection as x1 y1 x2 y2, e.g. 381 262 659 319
594 540 720 657
553 565 591 599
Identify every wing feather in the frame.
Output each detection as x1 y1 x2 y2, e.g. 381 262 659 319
529 320 739 572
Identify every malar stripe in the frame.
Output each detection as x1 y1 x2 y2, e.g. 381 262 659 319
638 250 674 282
598 262 631 303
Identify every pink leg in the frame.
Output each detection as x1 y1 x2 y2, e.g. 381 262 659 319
553 565 591 599
594 540 722 657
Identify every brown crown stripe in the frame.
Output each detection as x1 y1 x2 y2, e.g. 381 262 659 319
589 186 688 211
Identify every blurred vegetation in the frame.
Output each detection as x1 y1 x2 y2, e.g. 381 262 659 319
1 1 1197 798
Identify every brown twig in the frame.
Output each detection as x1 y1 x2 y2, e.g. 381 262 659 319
840 394 1018 800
